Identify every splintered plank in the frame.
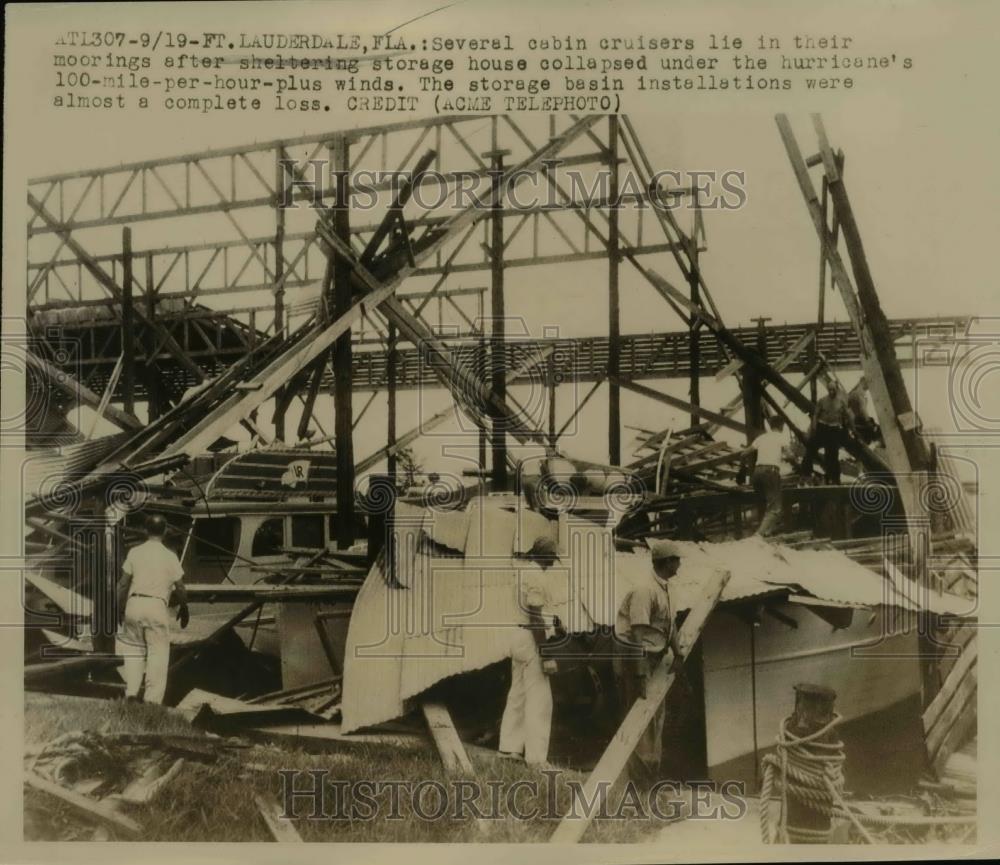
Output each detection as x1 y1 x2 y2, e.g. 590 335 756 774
924 638 977 735
421 701 490 835
25 772 142 837
422 701 475 774
254 793 303 842
549 566 731 843
925 640 978 772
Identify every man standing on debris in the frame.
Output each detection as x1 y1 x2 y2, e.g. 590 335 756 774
747 415 787 537
801 378 854 484
116 515 189 704
613 540 685 780
499 536 560 767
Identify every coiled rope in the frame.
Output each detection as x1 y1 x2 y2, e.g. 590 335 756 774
759 712 876 844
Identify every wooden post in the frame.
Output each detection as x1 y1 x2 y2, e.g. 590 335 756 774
785 684 838 843
478 337 488 475
421 702 475 774
608 115 622 466
331 136 355 549
273 148 288 442
548 353 557 450
121 228 135 416
387 322 398 485
688 193 701 429
820 138 928 472
818 176 829 327
814 158 841 404
745 316 772 442
485 138 511 490
144 253 159 421
776 115 927 482
549 566 731 843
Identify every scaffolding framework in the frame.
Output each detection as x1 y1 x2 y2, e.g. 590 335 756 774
25 114 965 497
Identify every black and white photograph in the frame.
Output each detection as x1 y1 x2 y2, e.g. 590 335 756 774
1 1 996 859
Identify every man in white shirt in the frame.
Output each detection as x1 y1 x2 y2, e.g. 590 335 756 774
117 515 189 704
499 536 560 766
748 415 787 537
613 539 685 779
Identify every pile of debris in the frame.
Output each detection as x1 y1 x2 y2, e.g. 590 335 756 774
24 729 245 840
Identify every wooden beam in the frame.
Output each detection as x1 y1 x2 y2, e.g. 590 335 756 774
121 227 135 415
86 355 124 439
608 115 622 465
320 229 545 449
157 116 601 460
421 701 475 774
143 253 162 421
610 376 747 434
924 639 977 744
812 115 929 474
27 193 206 385
25 772 142 837
331 135 356 550
387 322 398 483
774 116 910 481
925 656 976 763
355 342 555 475
254 793 303 842
488 136 510 490
715 330 814 383
24 351 141 432
550 566 731 843
688 194 702 427
294 361 325 442
273 147 288 441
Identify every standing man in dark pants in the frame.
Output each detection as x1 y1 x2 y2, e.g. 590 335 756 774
800 379 854 484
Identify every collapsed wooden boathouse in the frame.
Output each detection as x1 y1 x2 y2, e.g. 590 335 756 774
21 113 978 843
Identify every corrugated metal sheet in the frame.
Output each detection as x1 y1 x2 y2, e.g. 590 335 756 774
340 506 969 732
622 537 970 616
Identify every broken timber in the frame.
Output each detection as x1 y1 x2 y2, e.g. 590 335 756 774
549 566 731 843
25 771 142 837
421 701 475 774
254 793 303 842
924 637 977 775
151 116 599 461
27 193 207 387
421 701 490 835
775 114 929 517
25 350 142 433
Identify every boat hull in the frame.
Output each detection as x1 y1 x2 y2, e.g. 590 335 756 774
702 602 925 794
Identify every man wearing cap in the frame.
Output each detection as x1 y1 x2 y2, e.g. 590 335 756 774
613 540 685 778
499 536 561 766
116 515 189 704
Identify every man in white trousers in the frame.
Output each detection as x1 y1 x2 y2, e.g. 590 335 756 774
499 536 560 767
117 514 189 704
